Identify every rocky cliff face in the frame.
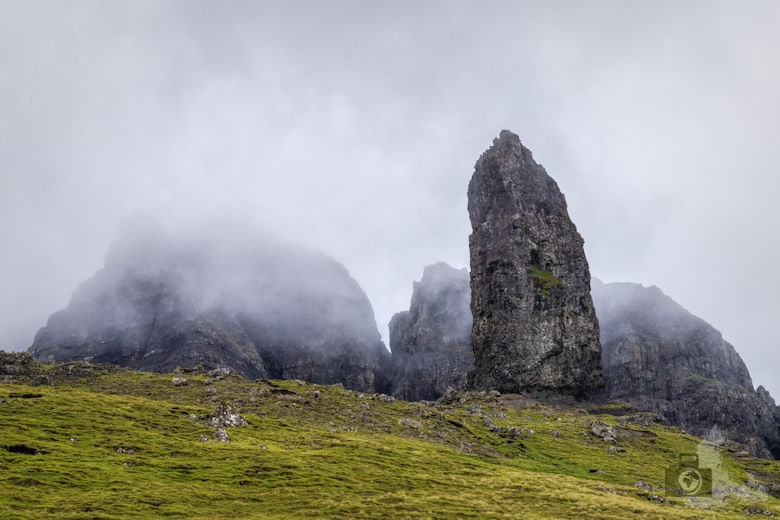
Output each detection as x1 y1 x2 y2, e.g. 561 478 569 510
465 130 602 396
388 262 473 401
776 406 780 452
28 223 389 393
592 279 780 459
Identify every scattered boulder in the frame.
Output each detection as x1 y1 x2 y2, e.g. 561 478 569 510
465 130 603 396
596 484 617 494
591 421 617 443
743 506 775 517
644 494 670 505
616 414 665 427
398 418 423 429
206 402 248 429
0 352 37 379
202 402 247 443
0 351 119 385
0 352 50 385
438 386 459 405
482 417 522 437
634 480 653 491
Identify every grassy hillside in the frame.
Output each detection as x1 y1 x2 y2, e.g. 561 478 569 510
1 361 778 519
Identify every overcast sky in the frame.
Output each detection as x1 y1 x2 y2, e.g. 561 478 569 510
1 1 778 398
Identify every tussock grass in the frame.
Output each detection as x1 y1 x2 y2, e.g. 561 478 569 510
0 368 777 519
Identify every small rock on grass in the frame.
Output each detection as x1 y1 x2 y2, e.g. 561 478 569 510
399 418 423 429
214 428 230 443
591 420 617 443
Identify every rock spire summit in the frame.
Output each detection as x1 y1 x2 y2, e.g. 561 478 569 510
465 130 603 396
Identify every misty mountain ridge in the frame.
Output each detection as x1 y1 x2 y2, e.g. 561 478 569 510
29 220 388 392
591 278 780 459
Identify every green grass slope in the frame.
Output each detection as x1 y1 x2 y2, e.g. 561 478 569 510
1 363 778 519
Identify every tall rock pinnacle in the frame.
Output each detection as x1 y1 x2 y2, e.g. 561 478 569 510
465 130 602 396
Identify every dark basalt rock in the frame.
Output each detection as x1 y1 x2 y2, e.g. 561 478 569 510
0 350 121 385
388 262 473 401
775 406 780 454
28 224 389 393
592 279 780 459
465 130 603 396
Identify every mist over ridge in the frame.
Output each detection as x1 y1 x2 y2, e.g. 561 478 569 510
29 216 389 391
109 217 381 339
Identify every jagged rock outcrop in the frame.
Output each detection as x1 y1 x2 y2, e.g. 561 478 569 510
465 130 602 396
28 223 389 393
388 262 473 401
776 406 780 452
592 279 780 459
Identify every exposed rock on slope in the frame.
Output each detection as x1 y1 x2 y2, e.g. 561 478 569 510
28 223 389 392
465 130 602 396
592 279 780 459
388 262 473 401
